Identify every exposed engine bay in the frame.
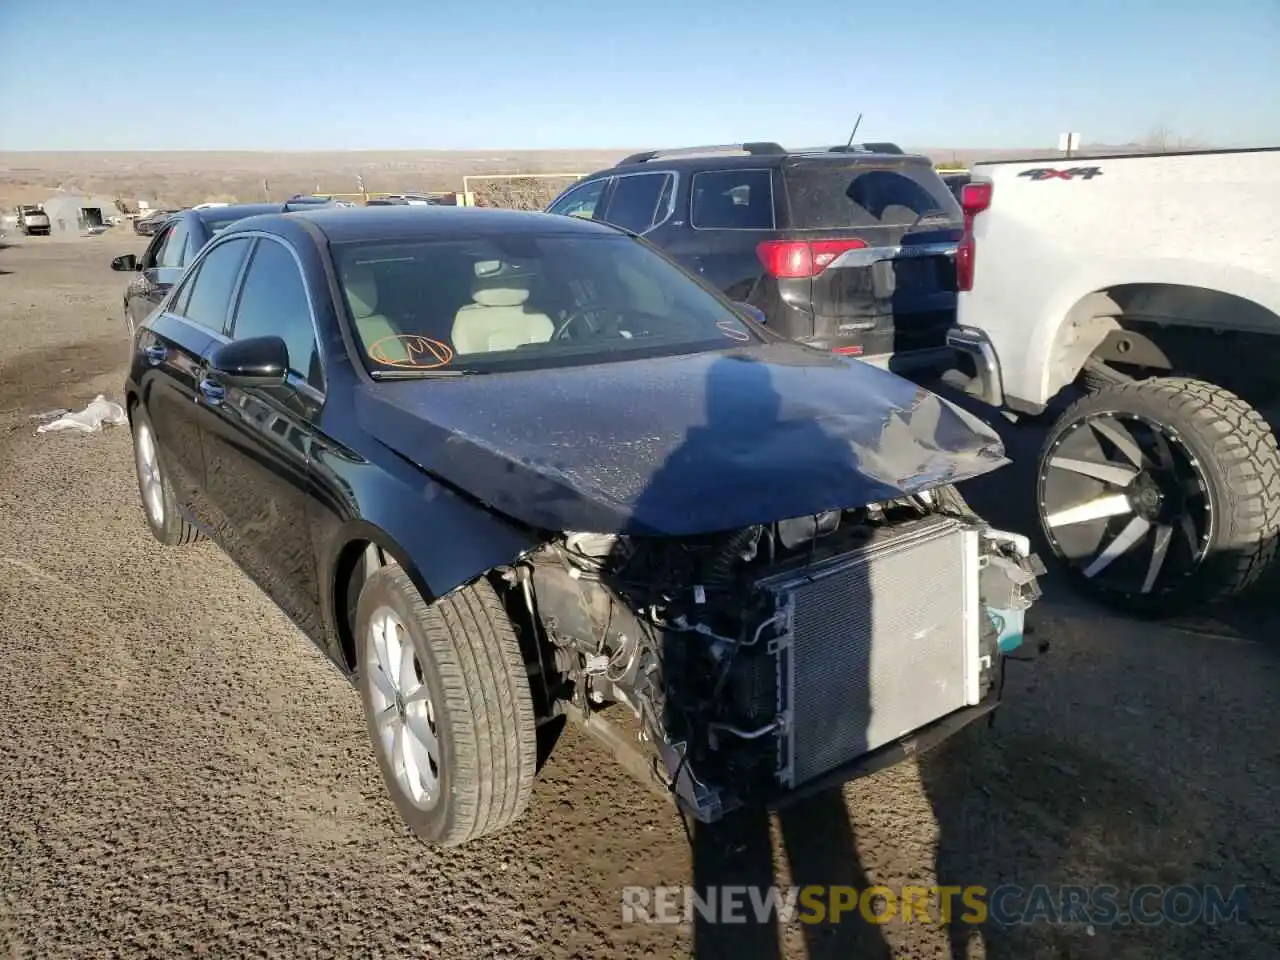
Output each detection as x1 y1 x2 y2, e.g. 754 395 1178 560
512 485 1045 823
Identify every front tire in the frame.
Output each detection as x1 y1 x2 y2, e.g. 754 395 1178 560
355 566 537 846
1037 377 1280 616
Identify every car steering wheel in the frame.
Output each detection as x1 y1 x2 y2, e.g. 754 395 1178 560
552 306 605 341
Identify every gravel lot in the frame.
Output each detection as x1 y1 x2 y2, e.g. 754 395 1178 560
1 236 1276 960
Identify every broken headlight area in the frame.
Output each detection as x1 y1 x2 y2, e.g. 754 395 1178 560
515 486 1045 824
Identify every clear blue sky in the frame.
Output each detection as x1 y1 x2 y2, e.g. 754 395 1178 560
1 0 1276 151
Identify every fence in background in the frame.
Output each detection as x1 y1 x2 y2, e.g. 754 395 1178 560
305 174 584 211
458 173 585 209
240 163 977 214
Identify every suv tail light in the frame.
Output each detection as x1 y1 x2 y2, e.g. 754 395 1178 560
956 181 992 292
756 238 869 279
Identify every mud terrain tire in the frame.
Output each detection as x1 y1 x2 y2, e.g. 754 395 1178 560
1037 377 1280 616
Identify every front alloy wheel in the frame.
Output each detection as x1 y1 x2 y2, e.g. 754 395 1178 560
355 566 537 846
365 605 442 810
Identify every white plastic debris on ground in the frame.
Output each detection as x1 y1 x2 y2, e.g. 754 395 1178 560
34 395 128 434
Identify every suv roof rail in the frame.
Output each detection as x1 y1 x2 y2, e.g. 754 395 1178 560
786 142 907 157
617 141 787 165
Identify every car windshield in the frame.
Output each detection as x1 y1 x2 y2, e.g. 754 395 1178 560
331 232 761 376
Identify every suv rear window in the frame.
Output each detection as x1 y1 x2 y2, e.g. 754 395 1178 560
782 159 960 229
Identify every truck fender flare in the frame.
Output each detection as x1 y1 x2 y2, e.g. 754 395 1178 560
1023 259 1280 407
1041 293 1121 401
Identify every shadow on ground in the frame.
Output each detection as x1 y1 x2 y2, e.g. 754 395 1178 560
599 353 897 958
916 379 1280 959
675 374 1280 959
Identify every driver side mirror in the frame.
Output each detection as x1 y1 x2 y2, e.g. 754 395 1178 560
733 301 767 325
207 336 288 387
111 253 139 272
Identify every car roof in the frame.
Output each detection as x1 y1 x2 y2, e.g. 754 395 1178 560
602 146 928 177
189 202 297 225
221 205 626 243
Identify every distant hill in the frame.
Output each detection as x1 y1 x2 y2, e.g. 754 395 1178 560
0 142 1233 209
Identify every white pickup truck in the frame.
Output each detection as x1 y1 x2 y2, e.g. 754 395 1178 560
17 205 50 236
945 147 1280 616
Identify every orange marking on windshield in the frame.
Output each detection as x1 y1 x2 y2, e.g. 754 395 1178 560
368 335 456 369
717 320 751 343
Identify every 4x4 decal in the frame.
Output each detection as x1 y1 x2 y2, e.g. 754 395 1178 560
1018 166 1103 181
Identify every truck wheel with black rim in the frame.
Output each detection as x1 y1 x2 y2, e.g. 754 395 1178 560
355 566 537 846
1036 377 1280 616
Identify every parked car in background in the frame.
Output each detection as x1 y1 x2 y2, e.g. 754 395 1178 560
365 193 445 206
945 146 1280 616
544 141 963 370
938 170 972 201
134 209 181 236
123 204 1043 847
111 199 342 336
17 205 50 236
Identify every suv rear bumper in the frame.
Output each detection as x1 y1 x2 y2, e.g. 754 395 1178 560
945 325 1004 408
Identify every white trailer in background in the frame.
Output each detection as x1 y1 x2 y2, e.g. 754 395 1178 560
945 146 1280 616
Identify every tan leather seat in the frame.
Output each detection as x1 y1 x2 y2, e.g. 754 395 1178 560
451 266 553 355
344 264 409 363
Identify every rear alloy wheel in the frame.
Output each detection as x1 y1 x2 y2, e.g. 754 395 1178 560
1037 377 1280 616
130 405 202 546
355 566 537 846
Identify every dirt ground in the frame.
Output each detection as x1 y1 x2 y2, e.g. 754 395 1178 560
0 234 1276 960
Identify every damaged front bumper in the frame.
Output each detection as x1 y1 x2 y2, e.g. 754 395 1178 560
566 512 1046 824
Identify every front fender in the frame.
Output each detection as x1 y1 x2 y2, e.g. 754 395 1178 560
310 435 541 642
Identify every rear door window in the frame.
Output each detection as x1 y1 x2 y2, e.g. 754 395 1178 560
141 223 173 269
601 173 674 232
181 237 253 333
690 169 775 230
782 159 961 229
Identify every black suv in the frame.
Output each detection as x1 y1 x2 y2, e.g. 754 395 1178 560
545 142 963 362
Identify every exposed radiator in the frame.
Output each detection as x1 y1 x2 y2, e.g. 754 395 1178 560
755 515 982 788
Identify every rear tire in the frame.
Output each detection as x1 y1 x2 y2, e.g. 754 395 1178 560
355 567 537 846
1037 377 1280 616
130 404 202 546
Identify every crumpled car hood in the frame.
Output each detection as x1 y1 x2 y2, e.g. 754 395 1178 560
355 343 1008 537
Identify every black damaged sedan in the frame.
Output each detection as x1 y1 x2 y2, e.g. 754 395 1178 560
124 205 1044 846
